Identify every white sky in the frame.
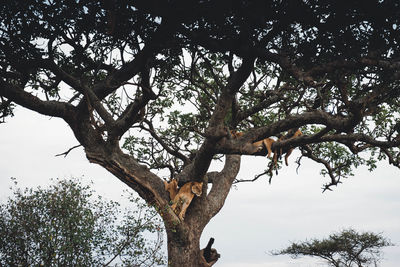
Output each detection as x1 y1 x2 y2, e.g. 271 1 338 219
1 107 399 266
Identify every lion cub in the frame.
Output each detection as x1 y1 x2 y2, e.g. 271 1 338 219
171 181 203 221
164 179 178 200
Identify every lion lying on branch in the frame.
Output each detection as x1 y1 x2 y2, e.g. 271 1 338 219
230 128 302 167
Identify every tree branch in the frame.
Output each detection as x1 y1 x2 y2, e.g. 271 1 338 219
300 145 341 192
110 69 157 139
93 20 179 101
205 154 241 219
55 144 82 158
235 89 284 123
43 59 86 93
273 132 400 156
0 78 76 120
234 169 269 184
84 145 180 227
177 56 255 183
216 110 344 155
142 119 190 165
82 85 115 127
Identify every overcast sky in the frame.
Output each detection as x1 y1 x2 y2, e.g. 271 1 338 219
1 107 399 267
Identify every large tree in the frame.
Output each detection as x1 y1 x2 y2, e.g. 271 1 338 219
1 1 400 266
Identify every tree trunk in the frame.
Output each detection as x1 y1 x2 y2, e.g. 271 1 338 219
166 225 212 267
164 203 221 267
83 143 238 267
167 234 201 267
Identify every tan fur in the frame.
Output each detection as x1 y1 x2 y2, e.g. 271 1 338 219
164 179 178 200
284 129 302 165
252 137 275 158
230 130 244 138
280 129 302 166
230 130 275 157
171 181 203 221
231 128 302 169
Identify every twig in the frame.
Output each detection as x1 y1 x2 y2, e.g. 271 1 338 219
234 169 269 184
55 144 82 157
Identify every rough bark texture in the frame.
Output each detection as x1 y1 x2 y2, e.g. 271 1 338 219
167 225 203 266
75 115 241 267
162 155 240 266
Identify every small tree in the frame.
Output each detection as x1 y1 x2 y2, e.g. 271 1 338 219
0 178 165 267
272 229 393 267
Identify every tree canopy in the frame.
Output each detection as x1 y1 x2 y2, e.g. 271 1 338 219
1 1 400 266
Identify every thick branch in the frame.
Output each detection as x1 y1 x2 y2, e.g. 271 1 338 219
109 99 147 139
0 79 76 120
182 57 255 182
83 85 115 126
216 111 340 154
272 132 400 156
44 60 86 93
84 145 180 226
205 155 241 219
110 69 157 139
305 57 400 79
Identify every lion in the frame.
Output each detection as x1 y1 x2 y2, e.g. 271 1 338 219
280 128 302 166
252 137 275 158
230 130 275 157
164 178 178 200
171 181 203 221
231 128 302 168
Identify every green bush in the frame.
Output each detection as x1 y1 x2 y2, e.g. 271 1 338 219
0 178 166 267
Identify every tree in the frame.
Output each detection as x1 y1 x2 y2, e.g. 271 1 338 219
272 228 394 267
0 178 165 267
1 1 400 266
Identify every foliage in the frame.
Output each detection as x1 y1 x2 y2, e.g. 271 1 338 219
1 0 400 187
0 178 165 267
272 228 394 267
2 1 400 264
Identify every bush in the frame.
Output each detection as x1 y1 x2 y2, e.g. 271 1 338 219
0 178 165 266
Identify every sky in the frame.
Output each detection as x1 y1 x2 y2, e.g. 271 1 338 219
1 107 400 267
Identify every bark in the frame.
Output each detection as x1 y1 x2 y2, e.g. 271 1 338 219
163 155 240 267
81 135 238 267
164 197 222 267
176 57 254 184
57 54 247 266
166 223 205 267
84 144 170 210
0 78 76 120
167 232 219 267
